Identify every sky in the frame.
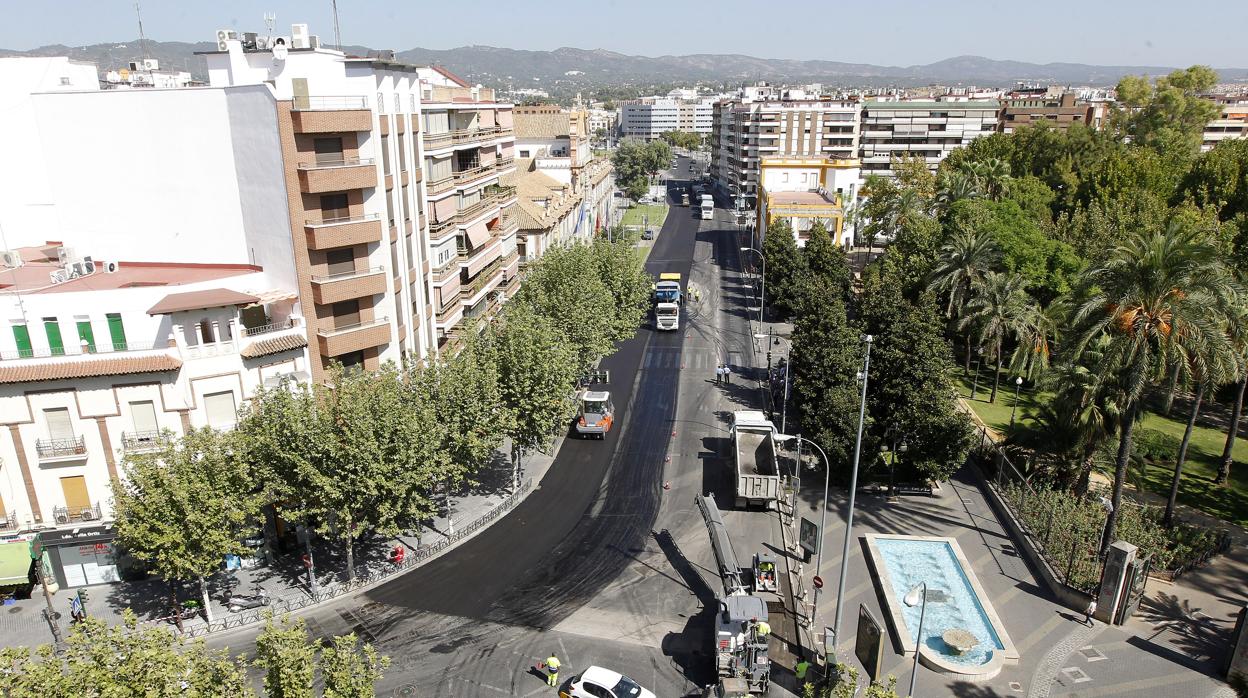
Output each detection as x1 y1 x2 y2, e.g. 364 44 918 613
2 0 1245 68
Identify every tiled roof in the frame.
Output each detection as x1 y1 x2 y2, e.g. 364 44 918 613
241 333 309 359
148 288 260 315
515 111 570 140
0 353 182 384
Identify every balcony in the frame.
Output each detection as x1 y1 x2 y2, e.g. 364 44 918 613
0 340 163 361
453 164 495 187
122 430 168 454
311 267 386 305
422 85 497 104
316 317 391 356
290 96 371 133
0 512 18 533
36 435 87 462
242 318 299 338
52 502 103 526
431 258 460 282
422 126 511 151
297 157 376 194
461 256 507 302
304 213 383 249
184 340 236 360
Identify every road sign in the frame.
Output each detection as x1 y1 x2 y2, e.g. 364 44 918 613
798 517 818 557
812 575 824 589
855 605 885 682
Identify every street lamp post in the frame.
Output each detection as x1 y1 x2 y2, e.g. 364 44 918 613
830 334 873 659
778 433 831 623
904 582 929 698
740 247 765 327
1010 376 1024 429
887 439 908 502
756 332 791 433
969 347 984 400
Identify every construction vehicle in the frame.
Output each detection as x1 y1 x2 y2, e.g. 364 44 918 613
696 494 770 694
700 678 751 698
752 552 778 593
575 390 614 438
731 411 782 509
654 272 683 305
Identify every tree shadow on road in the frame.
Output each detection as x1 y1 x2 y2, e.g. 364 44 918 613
1135 590 1234 670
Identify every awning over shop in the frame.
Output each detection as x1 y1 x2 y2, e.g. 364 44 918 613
0 541 31 586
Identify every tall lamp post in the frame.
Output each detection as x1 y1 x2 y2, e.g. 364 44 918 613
740 247 765 327
1010 376 1024 429
830 334 873 658
904 582 929 698
885 438 908 503
777 433 831 623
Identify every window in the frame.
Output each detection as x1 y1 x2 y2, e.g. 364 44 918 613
519 150 530 158
326 248 356 276
402 185 411 220
106 313 126 350
59 77 71 86
44 407 74 441
75 317 95 352
129 401 159 435
386 191 396 227
331 300 360 328
59 475 90 513
336 350 365 372
198 319 215 344
11 323 32 358
398 135 407 173
43 317 64 356
320 193 349 220
203 391 237 429
381 134 392 175
314 137 344 165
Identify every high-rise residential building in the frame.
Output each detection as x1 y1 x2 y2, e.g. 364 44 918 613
710 92 859 206
757 157 861 248
998 91 1106 134
619 98 713 140
858 99 1000 177
1202 97 1248 152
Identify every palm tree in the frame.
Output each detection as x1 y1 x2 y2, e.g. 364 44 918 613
1215 299 1248 486
1073 223 1235 555
1009 298 1065 382
959 271 1034 403
883 188 928 240
927 228 1001 374
960 158 1012 201
936 171 981 214
1042 353 1123 495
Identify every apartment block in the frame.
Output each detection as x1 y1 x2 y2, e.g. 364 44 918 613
998 90 1106 134
514 106 591 185
620 98 713 140
711 93 860 206
858 100 1000 177
1203 97 1248 152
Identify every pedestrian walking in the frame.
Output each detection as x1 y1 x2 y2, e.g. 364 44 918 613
723 363 732 385
1084 599 1097 626
715 364 724 385
795 658 811 684
543 653 561 687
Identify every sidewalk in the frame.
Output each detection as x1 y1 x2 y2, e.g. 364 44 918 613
0 436 563 648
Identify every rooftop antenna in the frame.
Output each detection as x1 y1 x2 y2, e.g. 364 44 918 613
134 2 149 59
331 0 342 50
263 12 276 40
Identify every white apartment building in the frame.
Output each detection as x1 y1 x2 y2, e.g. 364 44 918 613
711 94 860 206
587 108 617 138
514 106 591 186
620 98 713 140
858 99 1000 177
1203 98 1248 152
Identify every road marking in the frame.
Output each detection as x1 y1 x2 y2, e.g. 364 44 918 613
1058 671 1221 697
558 636 573 669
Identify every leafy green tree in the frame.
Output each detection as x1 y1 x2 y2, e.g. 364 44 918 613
255 615 316 698
660 130 702 150
762 219 808 319
1216 300 1248 486
494 303 579 487
611 138 666 199
0 614 251 696
927 227 1001 372
589 237 652 341
803 220 852 301
791 289 863 470
891 154 936 199
935 169 980 215
811 663 900 698
513 243 617 368
884 212 943 297
1115 66 1220 155
962 157 1012 201
947 198 1082 303
321 633 390 698
958 271 1035 403
112 427 260 627
1073 223 1235 554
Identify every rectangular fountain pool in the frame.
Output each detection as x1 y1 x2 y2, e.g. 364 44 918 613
864 535 1018 680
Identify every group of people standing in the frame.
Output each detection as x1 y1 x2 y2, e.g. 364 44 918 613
714 363 733 385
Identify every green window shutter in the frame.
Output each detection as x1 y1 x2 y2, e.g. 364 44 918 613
76 320 96 353
43 318 64 356
11 325 32 358
106 313 126 350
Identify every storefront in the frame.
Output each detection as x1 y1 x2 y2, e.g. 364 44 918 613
39 525 123 588
0 535 35 591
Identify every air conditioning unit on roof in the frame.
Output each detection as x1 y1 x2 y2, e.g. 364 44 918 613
291 24 309 49
1 250 22 268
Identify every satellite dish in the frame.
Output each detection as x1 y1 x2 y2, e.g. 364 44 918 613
272 37 288 61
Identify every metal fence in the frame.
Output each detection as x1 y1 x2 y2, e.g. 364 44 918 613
166 479 534 637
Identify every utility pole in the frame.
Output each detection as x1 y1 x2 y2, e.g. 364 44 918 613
34 545 62 645
134 2 149 59
831 335 873 659
331 0 343 50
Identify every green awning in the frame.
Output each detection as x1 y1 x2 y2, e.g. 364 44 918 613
0 542 32 586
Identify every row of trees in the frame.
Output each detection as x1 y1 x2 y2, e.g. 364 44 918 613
763 216 973 485
660 130 703 150
860 65 1248 552
611 137 673 198
109 238 652 630
0 613 385 697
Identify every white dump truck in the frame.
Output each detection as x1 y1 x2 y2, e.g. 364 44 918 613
730 411 781 509
700 194 714 220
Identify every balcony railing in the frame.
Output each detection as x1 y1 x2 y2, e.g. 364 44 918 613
461 257 507 299
184 341 236 360
0 511 17 533
52 503 103 525
122 430 168 453
1 341 161 361
306 212 381 228
311 266 385 284
454 164 493 184
298 156 374 170
423 126 510 150
36 435 86 459
318 317 389 337
432 258 460 281
242 318 298 337
292 95 369 111
427 175 456 196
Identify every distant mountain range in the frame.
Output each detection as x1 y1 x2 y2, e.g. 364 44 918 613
3 39 1246 91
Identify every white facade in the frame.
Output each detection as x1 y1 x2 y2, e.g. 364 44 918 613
858 99 1000 177
620 99 712 140
0 57 100 245
1202 99 1248 152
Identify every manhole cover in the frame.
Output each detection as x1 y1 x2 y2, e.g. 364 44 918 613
1061 666 1092 683
1008 682 1023 692
392 684 417 696
1079 645 1107 662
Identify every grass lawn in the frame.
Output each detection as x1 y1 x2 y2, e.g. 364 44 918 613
955 368 1248 527
621 203 668 229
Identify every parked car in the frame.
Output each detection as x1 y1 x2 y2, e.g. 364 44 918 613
642 228 655 240
638 195 654 204
560 666 655 698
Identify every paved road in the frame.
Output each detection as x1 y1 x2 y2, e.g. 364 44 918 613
209 155 784 697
